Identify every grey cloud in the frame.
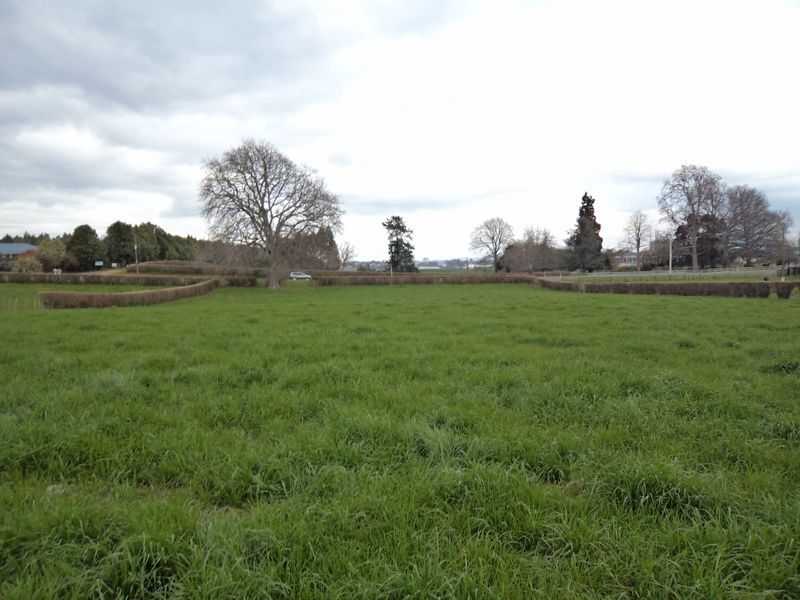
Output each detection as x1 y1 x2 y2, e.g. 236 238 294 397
163 188 205 219
0 0 342 207
0 142 173 193
0 0 351 228
0 0 473 237
0 0 339 114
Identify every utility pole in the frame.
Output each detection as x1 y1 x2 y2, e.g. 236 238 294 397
668 236 673 275
134 233 139 274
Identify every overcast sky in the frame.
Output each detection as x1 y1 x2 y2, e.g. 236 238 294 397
2 0 799 260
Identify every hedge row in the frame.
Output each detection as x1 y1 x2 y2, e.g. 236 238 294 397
125 262 559 281
538 278 800 299
314 274 539 286
39 278 220 309
2 271 206 286
308 270 556 279
0 271 255 287
223 276 258 287
127 261 267 277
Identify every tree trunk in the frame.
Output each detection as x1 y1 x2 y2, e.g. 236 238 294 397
267 248 281 289
268 268 280 289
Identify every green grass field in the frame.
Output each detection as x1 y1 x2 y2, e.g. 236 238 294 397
1 283 799 598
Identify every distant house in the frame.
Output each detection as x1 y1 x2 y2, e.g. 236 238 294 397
616 252 639 268
0 243 37 260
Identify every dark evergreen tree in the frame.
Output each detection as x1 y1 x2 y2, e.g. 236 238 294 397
105 221 136 265
382 215 417 272
0 232 50 244
314 226 340 269
696 214 728 268
675 214 728 268
282 226 340 269
132 223 161 262
171 234 198 261
67 224 105 271
565 192 604 271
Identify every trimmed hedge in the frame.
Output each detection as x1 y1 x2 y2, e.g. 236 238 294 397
308 270 556 279
39 279 220 309
539 278 800 299
0 271 255 287
2 272 207 286
223 275 258 287
313 274 539 286
125 261 558 282
127 261 267 277
537 279 584 293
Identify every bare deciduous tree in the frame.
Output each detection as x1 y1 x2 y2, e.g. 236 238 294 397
470 217 514 272
657 165 724 270
645 229 673 268
501 226 558 272
727 185 783 266
338 241 356 268
624 210 650 271
523 225 554 248
200 140 343 288
521 225 555 271
770 210 793 265
195 239 265 267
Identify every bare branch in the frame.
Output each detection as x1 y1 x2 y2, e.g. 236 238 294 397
199 140 343 288
338 242 356 268
657 165 724 270
624 210 650 271
470 217 514 272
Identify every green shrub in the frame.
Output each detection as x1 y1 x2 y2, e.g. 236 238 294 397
12 256 43 273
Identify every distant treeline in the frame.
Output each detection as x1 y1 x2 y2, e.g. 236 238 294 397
1 222 197 273
2 221 342 273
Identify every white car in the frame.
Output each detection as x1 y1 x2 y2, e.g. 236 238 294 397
289 271 312 280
